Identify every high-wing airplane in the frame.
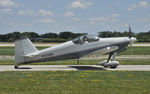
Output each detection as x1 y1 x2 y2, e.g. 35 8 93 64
14 26 136 69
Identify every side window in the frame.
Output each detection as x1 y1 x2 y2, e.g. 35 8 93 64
72 35 100 44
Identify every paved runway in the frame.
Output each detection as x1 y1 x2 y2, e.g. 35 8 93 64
0 65 150 71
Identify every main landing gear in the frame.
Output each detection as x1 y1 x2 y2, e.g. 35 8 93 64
98 52 119 68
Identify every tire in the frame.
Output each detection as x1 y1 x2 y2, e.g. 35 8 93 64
14 65 18 69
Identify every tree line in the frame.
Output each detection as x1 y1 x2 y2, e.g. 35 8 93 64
0 31 150 42
0 32 86 42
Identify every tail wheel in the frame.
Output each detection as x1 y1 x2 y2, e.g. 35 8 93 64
110 66 117 69
14 65 19 69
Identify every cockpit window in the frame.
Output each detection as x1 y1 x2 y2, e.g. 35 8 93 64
72 37 82 44
72 35 100 44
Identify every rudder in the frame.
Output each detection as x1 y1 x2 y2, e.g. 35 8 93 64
15 36 38 64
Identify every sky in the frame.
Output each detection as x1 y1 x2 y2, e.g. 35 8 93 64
0 0 150 34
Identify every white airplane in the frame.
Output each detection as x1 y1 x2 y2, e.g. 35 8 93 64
14 26 136 69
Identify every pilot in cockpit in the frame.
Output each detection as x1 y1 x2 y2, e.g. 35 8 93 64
82 36 88 43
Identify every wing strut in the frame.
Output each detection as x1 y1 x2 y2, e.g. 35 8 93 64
107 52 117 63
113 52 117 61
107 53 112 63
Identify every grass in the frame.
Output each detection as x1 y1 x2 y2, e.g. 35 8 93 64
0 46 48 55
0 71 150 94
0 59 150 65
118 46 150 55
0 46 150 55
0 47 14 55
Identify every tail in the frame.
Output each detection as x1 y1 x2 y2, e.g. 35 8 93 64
15 36 39 65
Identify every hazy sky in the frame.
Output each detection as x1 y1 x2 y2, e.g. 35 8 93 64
0 0 150 34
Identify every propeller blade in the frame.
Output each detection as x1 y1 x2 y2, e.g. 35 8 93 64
129 24 132 39
128 25 135 54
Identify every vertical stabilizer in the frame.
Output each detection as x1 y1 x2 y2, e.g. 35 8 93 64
15 36 38 64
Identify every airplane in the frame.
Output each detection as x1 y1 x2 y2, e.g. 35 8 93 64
14 25 136 69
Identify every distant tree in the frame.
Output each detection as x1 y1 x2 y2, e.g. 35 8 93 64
29 32 40 38
0 34 7 42
59 31 86 39
22 32 39 38
135 31 150 42
6 33 15 42
41 33 59 38
98 31 112 37
122 31 129 37
13 32 22 40
98 31 135 38
22 32 31 38
59 32 74 39
71 33 86 38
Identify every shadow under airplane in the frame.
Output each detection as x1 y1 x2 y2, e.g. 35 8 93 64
69 65 106 70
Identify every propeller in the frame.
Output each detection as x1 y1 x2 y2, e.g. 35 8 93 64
128 24 132 39
128 24 133 54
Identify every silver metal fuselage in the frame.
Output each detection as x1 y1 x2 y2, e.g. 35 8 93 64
22 37 136 64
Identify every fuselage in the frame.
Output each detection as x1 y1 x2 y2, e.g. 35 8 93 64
23 36 136 64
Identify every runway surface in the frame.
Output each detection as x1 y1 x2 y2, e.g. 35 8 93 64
0 65 150 71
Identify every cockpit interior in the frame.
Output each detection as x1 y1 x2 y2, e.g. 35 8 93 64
72 35 100 44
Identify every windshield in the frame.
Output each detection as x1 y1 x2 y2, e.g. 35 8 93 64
72 35 100 44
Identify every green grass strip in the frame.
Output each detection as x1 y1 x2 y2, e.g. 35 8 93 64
0 71 150 94
0 46 150 55
0 59 150 65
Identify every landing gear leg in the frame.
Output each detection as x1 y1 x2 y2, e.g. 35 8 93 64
113 52 117 61
104 53 112 68
110 52 118 68
107 53 112 63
